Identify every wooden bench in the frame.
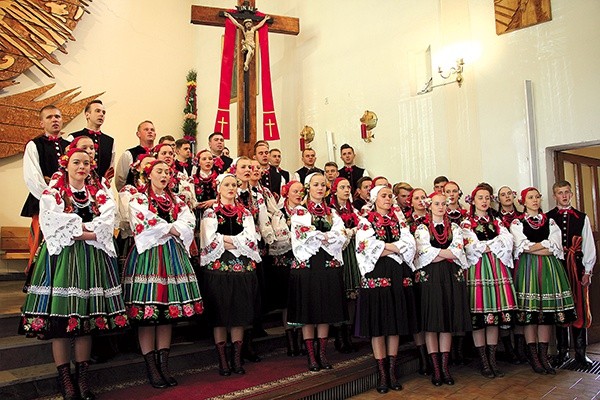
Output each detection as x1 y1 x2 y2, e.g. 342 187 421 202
0 226 30 260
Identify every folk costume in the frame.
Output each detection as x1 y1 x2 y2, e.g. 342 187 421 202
199 197 261 328
122 182 203 325
547 204 596 368
20 148 127 400
355 185 418 392
200 173 261 375
510 214 576 326
20 160 127 339
288 173 348 371
414 220 471 333
462 215 517 330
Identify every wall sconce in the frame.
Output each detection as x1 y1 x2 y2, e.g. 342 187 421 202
417 58 464 95
299 125 314 151
360 110 377 143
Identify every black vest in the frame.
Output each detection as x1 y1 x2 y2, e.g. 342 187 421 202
547 207 586 251
70 128 114 178
261 165 283 196
21 136 69 217
522 215 551 243
174 158 193 176
295 166 324 184
125 145 149 186
338 165 365 192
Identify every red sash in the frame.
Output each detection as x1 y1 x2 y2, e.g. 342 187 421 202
565 236 592 329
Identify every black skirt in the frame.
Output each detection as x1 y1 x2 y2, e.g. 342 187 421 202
201 252 259 327
358 257 419 337
418 260 472 333
287 249 348 325
265 250 294 311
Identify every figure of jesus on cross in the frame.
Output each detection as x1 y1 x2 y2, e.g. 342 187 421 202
223 12 270 72
191 1 299 156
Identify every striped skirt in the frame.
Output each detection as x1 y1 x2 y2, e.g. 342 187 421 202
122 238 203 325
19 241 128 339
467 253 517 330
513 253 577 325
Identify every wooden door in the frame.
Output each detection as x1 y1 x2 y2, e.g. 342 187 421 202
555 151 600 342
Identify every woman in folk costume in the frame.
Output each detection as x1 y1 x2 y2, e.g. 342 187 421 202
193 148 218 210
268 180 303 356
122 160 203 389
497 186 524 228
461 185 517 378
200 173 261 376
329 177 361 353
414 192 471 386
288 172 348 372
509 187 576 374
19 148 128 400
402 187 431 375
494 185 528 364
355 185 418 393
231 156 275 361
405 188 429 234
443 181 467 224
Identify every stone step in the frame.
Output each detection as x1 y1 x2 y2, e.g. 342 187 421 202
0 315 21 339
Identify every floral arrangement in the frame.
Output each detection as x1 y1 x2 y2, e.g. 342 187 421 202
182 69 198 148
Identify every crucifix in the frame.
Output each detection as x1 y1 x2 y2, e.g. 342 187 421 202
191 1 299 157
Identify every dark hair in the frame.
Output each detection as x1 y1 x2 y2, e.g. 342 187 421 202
301 148 316 156
175 138 190 149
433 175 449 185
269 148 281 154
324 161 338 169
84 100 103 113
208 132 224 141
340 143 354 153
158 135 176 143
356 176 372 187
552 180 572 192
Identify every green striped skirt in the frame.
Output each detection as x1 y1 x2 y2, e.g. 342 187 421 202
467 253 517 329
122 238 203 325
513 253 577 325
19 241 128 339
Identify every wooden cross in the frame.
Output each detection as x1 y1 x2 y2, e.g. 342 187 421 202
191 0 299 157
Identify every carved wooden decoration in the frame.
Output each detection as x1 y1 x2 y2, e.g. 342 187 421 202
495 0 552 35
0 0 91 89
0 0 98 159
0 84 103 158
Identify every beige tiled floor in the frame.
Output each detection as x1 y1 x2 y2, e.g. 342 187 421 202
351 344 600 400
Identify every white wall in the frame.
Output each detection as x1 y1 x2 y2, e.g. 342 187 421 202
2 0 599 228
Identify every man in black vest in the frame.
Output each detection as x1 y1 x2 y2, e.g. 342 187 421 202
547 180 596 369
254 140 282 198
21 105 69 268
294 148 323 184
69 100 115 180
174 138 193 176
115 121 156 191
268 148 290 184
337 144 368 192
208 132 232 174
